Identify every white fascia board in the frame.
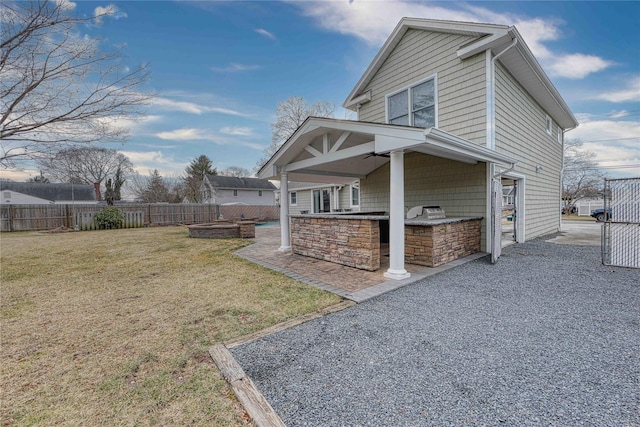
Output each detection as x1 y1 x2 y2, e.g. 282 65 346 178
457 31 510 59
283 141 375 172
424 128 518 165
343 91 372 109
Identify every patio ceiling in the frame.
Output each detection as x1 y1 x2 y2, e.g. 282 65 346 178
258 117 518 183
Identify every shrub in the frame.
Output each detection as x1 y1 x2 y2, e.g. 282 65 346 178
94 207 125 230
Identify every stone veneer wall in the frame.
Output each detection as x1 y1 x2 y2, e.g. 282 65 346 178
405 219 481 267
291 217 380 271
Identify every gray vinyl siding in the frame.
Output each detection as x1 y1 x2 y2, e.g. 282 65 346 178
289 189 312 215
358 29 487 144
360 152 488 248
494 62 562 239
215 189 276 206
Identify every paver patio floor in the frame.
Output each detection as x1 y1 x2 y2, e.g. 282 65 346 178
235 225 449 296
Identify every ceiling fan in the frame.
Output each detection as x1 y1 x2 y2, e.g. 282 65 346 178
363 152 390 159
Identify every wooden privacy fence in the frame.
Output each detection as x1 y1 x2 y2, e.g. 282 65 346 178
0 203 280 232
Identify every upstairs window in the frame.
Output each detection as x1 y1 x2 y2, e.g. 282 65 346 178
545 115 553 135
387 76 436 128
290 192 297 206
258 190 263 197
233 190 238 197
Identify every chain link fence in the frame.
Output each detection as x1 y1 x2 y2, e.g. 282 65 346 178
602 177 640 268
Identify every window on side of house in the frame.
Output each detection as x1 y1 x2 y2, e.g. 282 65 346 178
545 115 553 135
386 76 436 128
290 192 297 206
350 183 360 208
233 189 238 197
557 130 563 144
258 190 263 197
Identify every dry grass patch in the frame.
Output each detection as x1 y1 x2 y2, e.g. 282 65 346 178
1 226 341 425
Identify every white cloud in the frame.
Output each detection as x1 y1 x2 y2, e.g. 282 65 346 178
151 97 248 117
155 128 263 150
255 28 276 40
155 128 209 141
94 4 127 26
547 54 614 79
211 63 262 73
118 150 186 175
592 77 640 103
566 116 640 177
220 126 254 136
290 0 612 80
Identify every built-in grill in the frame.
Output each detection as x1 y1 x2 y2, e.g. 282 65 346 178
406 205 446 220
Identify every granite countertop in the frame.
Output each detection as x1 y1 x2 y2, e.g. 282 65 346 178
404 216 483 226
290 212 388 220
290 213 482 225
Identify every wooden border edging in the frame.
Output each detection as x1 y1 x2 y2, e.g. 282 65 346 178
224 300 355 349
209 344 286 427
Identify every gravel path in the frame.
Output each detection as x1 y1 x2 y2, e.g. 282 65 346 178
232 236 640 426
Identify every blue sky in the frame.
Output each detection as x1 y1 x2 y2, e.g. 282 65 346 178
5 0 640 181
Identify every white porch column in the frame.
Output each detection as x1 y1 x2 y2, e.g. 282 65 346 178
279 172 291 252
384 150 410 280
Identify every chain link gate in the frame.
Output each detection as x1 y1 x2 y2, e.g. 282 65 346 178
602 177 640 268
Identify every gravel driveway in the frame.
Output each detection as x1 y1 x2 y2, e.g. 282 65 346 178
232 236 640 426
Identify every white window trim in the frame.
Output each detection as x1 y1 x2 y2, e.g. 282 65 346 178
557 129 563 144
350 183 360 209
290 191 297 206
385 74 438 128
545 115 553 136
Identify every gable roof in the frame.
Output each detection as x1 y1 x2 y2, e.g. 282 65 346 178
0 181 97 202
205 175 277 190
258 116 517 183
344 17 578 130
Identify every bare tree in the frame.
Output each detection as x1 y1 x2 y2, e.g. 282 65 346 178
255 96 335 171
219 166 251 177
37 146 133 196
0 0 151 166
562 139 606 214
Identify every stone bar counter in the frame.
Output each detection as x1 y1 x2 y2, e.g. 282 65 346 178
290 213 384 271
290 213 482 270
404 217 482 267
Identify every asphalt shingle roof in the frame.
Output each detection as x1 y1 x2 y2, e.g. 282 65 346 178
0 181 97 202
205 175 276 190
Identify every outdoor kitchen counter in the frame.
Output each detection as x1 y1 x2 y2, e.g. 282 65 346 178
404 217 482 267
289 214 482 270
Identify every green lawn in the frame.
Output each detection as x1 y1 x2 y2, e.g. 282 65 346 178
1 227 342 426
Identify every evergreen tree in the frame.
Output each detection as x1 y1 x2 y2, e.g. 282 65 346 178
183 155 216 203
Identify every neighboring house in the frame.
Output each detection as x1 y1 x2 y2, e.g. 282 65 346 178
259 18 578 277
288 181 360 214
0 181 99 205
201 175 277 206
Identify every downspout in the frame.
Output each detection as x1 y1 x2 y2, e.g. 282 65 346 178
488 36 518 150
486 35 518 255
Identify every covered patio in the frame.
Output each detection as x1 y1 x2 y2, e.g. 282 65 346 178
258 117 517 280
